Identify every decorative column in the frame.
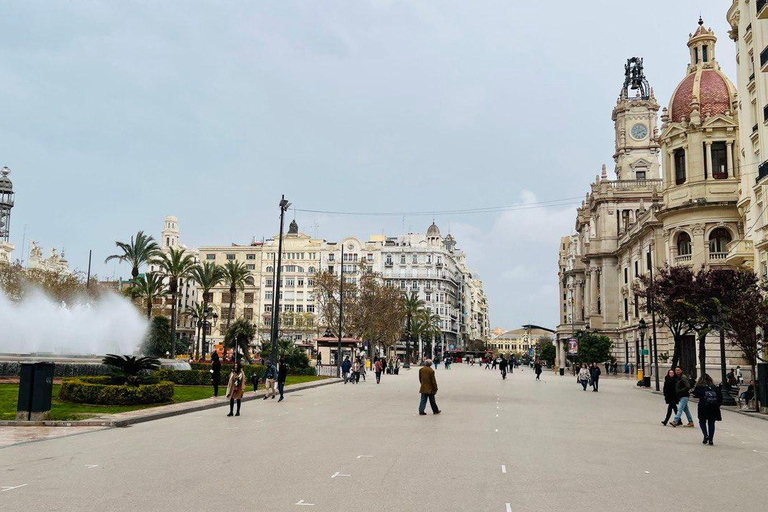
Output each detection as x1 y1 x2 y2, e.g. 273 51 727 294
705 141 713 180
590 268 599 315
574 280 583 322
726 141 734 178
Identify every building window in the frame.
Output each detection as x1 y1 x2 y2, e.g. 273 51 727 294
307 305 315 313
624 268 628 284
244 293 254 304
702 44 708 63
677 232 692 256
328 254 334 262
712 142 728 179
245 276 255 286
635 169 646 180
709 228 732 254
367 253 373 262
634 261 639 278
264 305 272 313
246 264 255 270
400 255 406 265
308 266 316 274
633 298 639 318
674 148 686 185
206 254 215 260
226 254 235 260
412 255 418 264
246 254 256 260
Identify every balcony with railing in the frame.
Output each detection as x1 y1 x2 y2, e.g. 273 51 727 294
609 179 662 191
674 254 692 265
758 160 768 185
708 252 728 262
758 0 768 20
725 239 755 267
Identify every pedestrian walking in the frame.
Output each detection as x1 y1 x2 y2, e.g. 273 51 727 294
534 361 543 381
491 358 498 370
670 367 695 427
277 356 288 402
263 360 277 400
352 359 361 383
692 374 723 445
342 357 352 383
226 362 245 416
418 359 441 415
211 351 222 397
499 356 508 380
589 362 601 392
394 357 400 375
381 358 388 376
578 365 590 391
375 358 383 384
661 369 679 426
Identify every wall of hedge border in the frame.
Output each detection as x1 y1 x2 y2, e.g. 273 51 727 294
189 363 315 378
58 378 174 405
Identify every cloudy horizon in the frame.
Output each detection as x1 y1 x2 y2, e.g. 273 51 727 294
0 1 735 331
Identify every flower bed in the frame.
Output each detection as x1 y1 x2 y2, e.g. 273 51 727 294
58 377 174 405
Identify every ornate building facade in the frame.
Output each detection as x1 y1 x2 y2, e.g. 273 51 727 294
557 20 746 378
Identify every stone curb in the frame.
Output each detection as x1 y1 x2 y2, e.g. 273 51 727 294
635 385 768 422
1 378 342 428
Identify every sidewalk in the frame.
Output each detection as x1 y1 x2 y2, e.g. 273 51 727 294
0 377 342 429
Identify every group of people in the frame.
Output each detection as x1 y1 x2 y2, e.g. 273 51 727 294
662 367 723 445
576 363 601 391
209 351 291 418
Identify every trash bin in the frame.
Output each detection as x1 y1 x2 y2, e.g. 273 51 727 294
559 367 565 376
16 362 55 421
643 376 651 387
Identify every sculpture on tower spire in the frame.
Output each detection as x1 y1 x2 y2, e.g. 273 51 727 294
622 57 650 100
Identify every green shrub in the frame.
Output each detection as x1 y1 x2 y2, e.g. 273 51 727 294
59 379 174 405
290 366 317 376
156 365 267 385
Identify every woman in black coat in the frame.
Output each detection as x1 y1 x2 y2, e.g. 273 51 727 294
211 351 222 397
661 369 678 426
692 373 723 446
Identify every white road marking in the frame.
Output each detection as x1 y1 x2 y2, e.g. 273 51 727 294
495 429 499 433
331 472 351 478
496 414 499 418
357 455 374 459
644 471 650 474
255 419 265 423
295 500 315 506
227 427 239 430
505 503 512 512
1 485 28 492
501 465 507 474
85 465 99 469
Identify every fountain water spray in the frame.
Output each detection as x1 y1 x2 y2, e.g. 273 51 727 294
0 289 148 355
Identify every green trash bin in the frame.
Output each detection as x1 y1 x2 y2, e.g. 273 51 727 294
16 362 55 421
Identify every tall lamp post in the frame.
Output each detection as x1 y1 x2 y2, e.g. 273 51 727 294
270 195 291 364
638 318 647 387
202 309 218 359
337 244 344 378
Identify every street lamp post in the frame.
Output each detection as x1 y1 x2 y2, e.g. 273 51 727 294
638 318 647 387
337 244 344 378
270 195 291 364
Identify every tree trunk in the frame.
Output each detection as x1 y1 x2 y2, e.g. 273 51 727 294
147 299 152 320
132 266 139 280
698 330 708 378
170 289 178 359
228 286 236 362
670 334 681 370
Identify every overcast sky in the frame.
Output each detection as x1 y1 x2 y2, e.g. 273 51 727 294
0 1 736 330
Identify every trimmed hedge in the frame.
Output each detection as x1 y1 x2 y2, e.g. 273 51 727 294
190 362 315 378
156 364 266 385
59 378 174 405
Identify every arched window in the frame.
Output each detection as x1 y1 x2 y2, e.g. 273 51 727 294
709 228 731 254
308 266 316 274
266 266 273 273
245 276 255 286
677 232 692 256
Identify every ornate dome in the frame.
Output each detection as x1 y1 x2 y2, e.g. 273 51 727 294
669 69 732 122
426 222 440 237
668 18 735 123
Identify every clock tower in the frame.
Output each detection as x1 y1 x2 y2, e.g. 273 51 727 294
612 57 661 181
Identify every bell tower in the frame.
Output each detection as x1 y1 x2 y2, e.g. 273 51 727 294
162 215 180 250
612 58 661 181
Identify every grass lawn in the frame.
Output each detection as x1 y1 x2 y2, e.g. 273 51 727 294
1 375 326 421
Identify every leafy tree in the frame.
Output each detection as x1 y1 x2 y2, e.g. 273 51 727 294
104 231 159 280
142 315 171 357
153 247 196 358
102 354 160 385
128 272 167 319
575 330 612 364
259 339 310 369
223 317 256 363
314 269 358 337
538 339 556 365
634 265 697 370
723 270 768 411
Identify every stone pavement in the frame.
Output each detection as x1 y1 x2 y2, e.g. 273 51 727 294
2 365 768 511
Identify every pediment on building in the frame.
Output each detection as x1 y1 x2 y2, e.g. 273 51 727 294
660 123 687 140
701 113 737 128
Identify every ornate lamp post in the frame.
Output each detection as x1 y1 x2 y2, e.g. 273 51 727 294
270 196 291 364
638 318 647 387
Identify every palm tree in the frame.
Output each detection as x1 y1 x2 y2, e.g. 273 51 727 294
424 310 441 359
105 231 159 280
154 247 196 359
223 318 256 363
102 354 160 386
129 273 167 320
189 262 224 359
184 302 207 360
221 260 251 342
401 291 425 367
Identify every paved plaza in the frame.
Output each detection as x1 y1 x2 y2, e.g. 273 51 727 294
2 365 768 511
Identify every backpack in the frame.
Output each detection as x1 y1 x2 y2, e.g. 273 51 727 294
703 387 719 406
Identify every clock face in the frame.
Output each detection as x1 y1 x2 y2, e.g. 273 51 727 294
630 123 648 140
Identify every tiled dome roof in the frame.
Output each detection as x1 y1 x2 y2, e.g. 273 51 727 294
670 68 732 122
